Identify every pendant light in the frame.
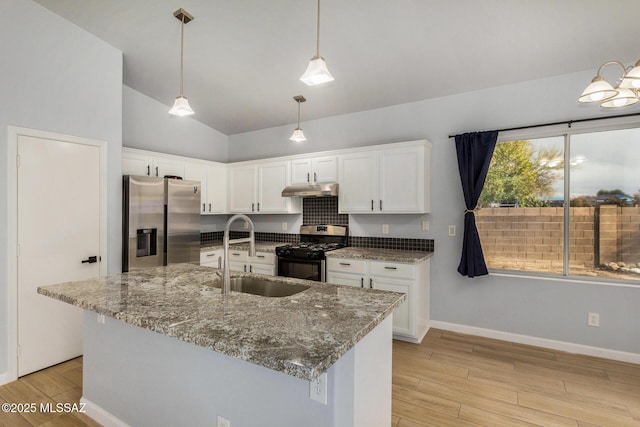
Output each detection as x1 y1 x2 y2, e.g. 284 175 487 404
289 96 307 142
169 8 195 117
300 0 334 86
578 60 640 108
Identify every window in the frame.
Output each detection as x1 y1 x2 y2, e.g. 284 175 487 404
477 127 640 282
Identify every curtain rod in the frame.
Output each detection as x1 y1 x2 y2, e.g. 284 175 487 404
448 111 640 139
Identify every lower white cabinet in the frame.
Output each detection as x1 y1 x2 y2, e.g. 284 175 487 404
213 249 276 276
200 249 224 269
326 257 430 343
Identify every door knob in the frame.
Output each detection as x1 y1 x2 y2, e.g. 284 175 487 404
81 256 98 264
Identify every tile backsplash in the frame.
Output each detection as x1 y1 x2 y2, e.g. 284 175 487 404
200 196 434 252
302 197 348 226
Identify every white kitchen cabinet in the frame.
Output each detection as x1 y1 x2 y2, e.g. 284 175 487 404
185 161 227 214
229 161 300 214
338 140 430 214
222 250 276 276
200 249 224 269
291 155 338 184
337 152 378 213
122 148 185 178
326 256 430 342
228 164 257 213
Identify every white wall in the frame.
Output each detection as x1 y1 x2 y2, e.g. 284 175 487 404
123 86 228 162
228 71 640 355
0 0 123 375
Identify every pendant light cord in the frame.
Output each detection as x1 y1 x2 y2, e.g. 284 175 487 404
179 15 185 96
297 100 301 127
316 0 321 57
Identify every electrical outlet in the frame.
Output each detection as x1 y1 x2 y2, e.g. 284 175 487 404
217 416 230 427
382 224 389 234
422 220 430 231
96 314 105 324
588 312 600 327
309 372 328 404
282 222 288 231
448 225 456 236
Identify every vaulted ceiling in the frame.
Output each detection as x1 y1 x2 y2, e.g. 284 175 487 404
35 0 640 135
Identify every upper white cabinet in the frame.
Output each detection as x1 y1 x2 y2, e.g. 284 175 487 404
338 141 430 214
291 155 338 185
185 160 227 214
122 149 185 178
229 161 301 214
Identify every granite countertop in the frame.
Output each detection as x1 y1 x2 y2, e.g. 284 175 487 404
38 264 404 381
326 247 433 263
201 241 286 252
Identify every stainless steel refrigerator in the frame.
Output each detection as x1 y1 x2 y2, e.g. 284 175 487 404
123 175 201 272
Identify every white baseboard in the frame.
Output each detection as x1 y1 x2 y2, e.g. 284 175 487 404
429 321 640 365
0 371 10 387
80 397 129 427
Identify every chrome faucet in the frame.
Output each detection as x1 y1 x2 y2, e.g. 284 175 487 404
222 214 256 297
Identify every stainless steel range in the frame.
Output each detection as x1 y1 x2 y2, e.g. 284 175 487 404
276 225 348 281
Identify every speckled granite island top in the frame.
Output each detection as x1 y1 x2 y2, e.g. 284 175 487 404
326 247 434 263
38 264 404 381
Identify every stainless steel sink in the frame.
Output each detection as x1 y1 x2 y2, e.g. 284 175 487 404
207 277 309 297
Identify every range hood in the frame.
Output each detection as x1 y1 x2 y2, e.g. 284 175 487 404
281 182 339 197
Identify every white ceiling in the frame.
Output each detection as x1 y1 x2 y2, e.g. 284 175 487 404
34 0 640 135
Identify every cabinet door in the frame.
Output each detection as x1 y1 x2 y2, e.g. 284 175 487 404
153 157 185 178
312 156 338 183
229 261 247 273
249 263 275 276
290 158 313 184
257 161 289 213
326 272 366 288
338 152 378 213
184 162 208 214
373 277 412 336
122 151 152 176
379 146 425 213
229 165 256 213
200 249 223 268
207 163 227 214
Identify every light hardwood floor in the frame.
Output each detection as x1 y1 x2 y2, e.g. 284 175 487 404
1 329 639 426
392 329 640 426
0 357 98 427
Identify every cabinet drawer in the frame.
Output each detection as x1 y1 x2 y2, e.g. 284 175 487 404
370 261 415 279
228 250 248 261
249 252 275 265
326 258 367 274
200 250 222 267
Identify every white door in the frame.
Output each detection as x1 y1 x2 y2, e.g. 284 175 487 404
17 134 101 376
290 158 313 185
312 156 338 183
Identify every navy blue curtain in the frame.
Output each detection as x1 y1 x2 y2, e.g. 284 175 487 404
455 131 498 277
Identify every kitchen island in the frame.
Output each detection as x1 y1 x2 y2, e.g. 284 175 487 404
38 264 404 426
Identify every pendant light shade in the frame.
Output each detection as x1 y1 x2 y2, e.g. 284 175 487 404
300 0 334 86
577 60 640 108
169 95 195 116
169 8 195 117
289 95 307 142
300 56 334 86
